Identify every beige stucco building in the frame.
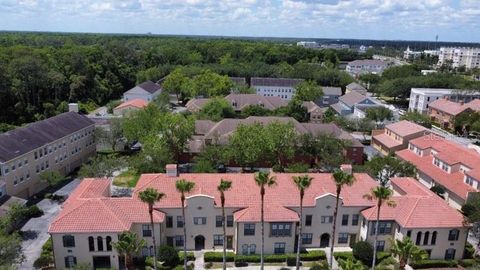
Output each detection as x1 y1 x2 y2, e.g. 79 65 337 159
371 120 427 156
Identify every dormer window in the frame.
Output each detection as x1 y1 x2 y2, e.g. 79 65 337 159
231 100 237 107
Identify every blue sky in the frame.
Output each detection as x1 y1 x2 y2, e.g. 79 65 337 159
0 0 479 42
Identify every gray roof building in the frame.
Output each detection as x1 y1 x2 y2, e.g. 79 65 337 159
251 77 304 87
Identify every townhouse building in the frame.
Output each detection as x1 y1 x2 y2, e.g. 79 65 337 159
315 86 342 107
396 134 480 210
185 94 287 113
438 47 480 69
113 99 149 116
428 98 480 130
346 60 388 77
345 83 367 96
330 91 381 118
0 112 95 199
123 80 162 102
371 120 427 155
49 167 469 269
251 77 304 101
409 88 480 113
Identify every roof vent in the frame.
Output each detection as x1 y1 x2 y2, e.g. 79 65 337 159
166 164 178 177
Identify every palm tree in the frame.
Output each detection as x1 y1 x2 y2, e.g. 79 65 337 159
363 186 397 270
217 179 232 270
330 169 355 267
390 237 427 270
292 175 313 270
176 178 196 270
139 188 165 270
112 231 146 270
338 258 364 270
254 171 277 270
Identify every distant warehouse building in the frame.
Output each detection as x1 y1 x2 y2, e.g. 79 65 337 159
0 112 95 199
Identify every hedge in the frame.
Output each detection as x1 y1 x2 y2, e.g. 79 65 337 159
204 252 235 262
178 251 195 261
459 259 479 267
233 250 326 263
376 252 392 264
333 251 355 261
410 259 458 269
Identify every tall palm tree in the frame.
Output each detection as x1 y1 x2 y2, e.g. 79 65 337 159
254 171 277 270
292 175 313 270
338 258 365 270
363 186 396 270
390 237 427 270
176 178 196 270
112 231 146 270
330 169 355 267
217 179 232 270
139 188 165 270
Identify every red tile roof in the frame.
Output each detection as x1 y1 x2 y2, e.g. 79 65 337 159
362 178 467 228
373 133 402 148
429 98 480 116
115 99 149 110
386 120 426 137
234 204 299 222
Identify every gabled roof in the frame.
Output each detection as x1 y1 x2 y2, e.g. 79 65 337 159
226 94 287 110
348 59 388 66
124 80 162 95
0 112 94 163
346 82 367 92
114 99 149 110
322 86 342 96
429 98 480 116
302 101 323 113
251 77 304 87
386 120 427 137
362 178 467 228
339 91 369 107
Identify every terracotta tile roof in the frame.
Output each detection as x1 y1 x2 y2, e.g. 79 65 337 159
386 120 427 137
429 98 480 116
115 99 149 110
372 133 402 148
361 178 466 228
234 204 299 222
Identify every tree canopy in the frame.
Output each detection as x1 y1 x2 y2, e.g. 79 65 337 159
293 80 323 102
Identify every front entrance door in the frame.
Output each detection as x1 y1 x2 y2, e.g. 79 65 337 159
93 256 111 269
195 235 205 250
320 233 330 248
226 236 233 249
349 234 357 247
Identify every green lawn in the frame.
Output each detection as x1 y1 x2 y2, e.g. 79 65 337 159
112 169 140 187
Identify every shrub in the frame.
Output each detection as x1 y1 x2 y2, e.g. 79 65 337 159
173 265 193 270
334 251 354 261
310 261 330 270
287 256 301 266
205 261 213 269
459 259 478 267
157 245 180 267
300 250 327 261
179 251 195 262
352 241 373 266
204 251 235 262
410 259 458 269
33 255 53 268
27 205 44 218
376 252 392 264
234 259 248 267
465 242 476 259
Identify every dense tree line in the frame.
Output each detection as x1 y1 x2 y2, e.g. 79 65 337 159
0 33 361 126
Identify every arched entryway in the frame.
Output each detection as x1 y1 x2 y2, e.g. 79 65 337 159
320 233 330 248
194 235 205 250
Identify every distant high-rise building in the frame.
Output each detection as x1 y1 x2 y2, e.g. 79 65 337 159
438 47 480 69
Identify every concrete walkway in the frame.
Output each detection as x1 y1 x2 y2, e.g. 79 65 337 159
18 179 81 270
194 250 205 270
323 248 339 270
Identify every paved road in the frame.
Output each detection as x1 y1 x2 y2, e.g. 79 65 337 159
18 179 81 270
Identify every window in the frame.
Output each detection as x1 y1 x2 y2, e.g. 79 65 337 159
302 233 313 244
321 216 333 223
444 248 456 260
227 215 234 227
416 232 422 245
448 229 459 241
249 244 256 254
274 242 286 254
352 214 359 226
142 224 152 237
376 241 385 252
106 236 112 251
242 244 249 255
216 216 223 227
167 237 174 247
270 223 292 237
62 235 75 247
214 235 223 246
244 224 255 236
142 247 149 257
193 217 207 225
34 151 38 159
431 231 437 245
177 216 184 228
342 215 349 226
423 231 430 246
97 237 104 251
305 215 312 226
371 222 392 235
338 233 349 244
64 256 77 268
175 235 184 246
407 230 412 238
88 236 95 251
166 216 173 228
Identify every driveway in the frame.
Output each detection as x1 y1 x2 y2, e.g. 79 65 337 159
18 179 81 270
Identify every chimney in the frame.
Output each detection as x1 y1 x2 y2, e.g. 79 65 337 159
166 164 178 177
340 164 353 175
68 103 79 113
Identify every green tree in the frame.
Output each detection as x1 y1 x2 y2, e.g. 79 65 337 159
139 188 165 270
78 155 127 178
162 68 191 102
462 193 480 243
228 123 268 171
0 232 23 267
191 69 233 97
254 172 277 270
330 169 355 267
382 65 421 80
400 112 432 128
217 179 232 270
390 237 427 270
158 113 195 163
112 231 146 270
364 155 416 186
363 186 396 269
365 107 393 127
292 175 313 270
264 121 297 171
39 171 65 187
338 258 364 270
322 108 337 123
157 245 180 267
274 100 309 122
176 179 196 270
293 80 323 102
241 105 271 117
300 133 349 171
198 97 235 121
95 118 124 152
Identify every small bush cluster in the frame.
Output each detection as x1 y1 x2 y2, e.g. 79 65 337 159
410 259 458 269
204 251 235 262
227 250 326 264
33 238 54 268
26 205 44 218
309 261 330 270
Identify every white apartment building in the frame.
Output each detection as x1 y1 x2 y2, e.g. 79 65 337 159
296 41 319 48
0 112 95 199
408 88 480 113
251 77 304 101
438 47 480 69
49 166 468 269
346 60 388 77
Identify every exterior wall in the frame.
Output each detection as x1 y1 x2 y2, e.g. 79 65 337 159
438 47 480 69
123 91 159 102
113 106 142 116
346 64 387 76
409 90 449 113
0 125 95 199
254 86 296 101
428 108 458 130
416 171 465 210
345 146 364 165
236 221 296 254
316 95 340 107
